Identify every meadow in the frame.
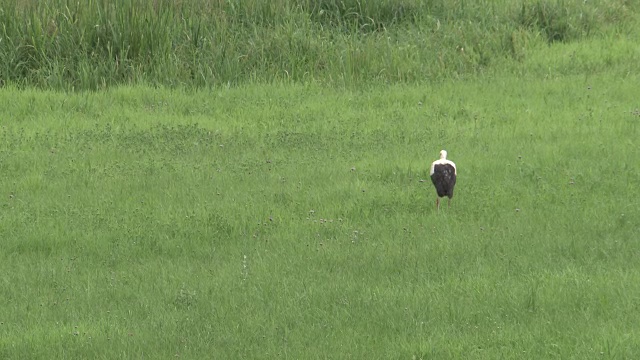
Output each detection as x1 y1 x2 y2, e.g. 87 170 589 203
1 0 640 359
2 74 639 358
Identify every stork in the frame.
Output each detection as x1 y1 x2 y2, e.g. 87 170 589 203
430 150 457 210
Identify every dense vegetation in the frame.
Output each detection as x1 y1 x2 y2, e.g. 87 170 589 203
1 0 637 90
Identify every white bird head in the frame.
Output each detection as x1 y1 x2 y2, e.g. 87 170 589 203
439 150 448 160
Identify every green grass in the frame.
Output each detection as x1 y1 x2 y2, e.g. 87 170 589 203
1 0 637 89
1 0 639 358
1 70 639 358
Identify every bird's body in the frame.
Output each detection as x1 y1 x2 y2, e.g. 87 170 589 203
430 150 457 210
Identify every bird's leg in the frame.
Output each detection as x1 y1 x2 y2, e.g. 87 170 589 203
436 197 440 211
448 198 451 208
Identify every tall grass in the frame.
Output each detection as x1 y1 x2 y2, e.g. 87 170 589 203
0 0 636 90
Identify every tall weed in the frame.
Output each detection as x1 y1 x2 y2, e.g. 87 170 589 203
0 0 636 90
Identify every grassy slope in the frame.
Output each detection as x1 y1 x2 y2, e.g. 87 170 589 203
1 60 639 358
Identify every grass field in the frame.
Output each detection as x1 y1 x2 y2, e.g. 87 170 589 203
1 0 640 359
1 71 639 358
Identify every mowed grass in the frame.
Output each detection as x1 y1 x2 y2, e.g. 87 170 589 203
1 73 639 359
